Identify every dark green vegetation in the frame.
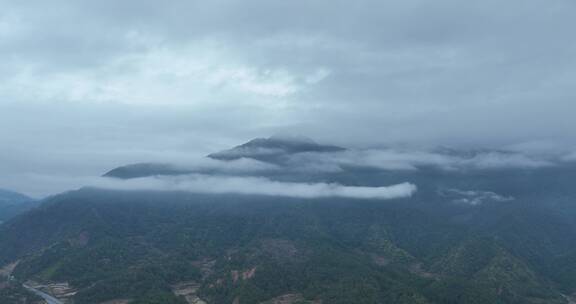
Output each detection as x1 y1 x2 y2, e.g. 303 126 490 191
0 287 42 303
1 176 576 304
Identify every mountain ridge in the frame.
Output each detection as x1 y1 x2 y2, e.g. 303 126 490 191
2 139 576 304
0 189 37 224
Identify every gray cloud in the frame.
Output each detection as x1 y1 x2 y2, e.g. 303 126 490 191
284 149 557 173
1 0 576 195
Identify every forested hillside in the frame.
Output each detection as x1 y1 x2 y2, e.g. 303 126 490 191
1 185 575 304
2 139 576 303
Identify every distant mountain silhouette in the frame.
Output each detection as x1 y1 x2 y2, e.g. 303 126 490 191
0 189 36 223
208 136 345 162
104 137 345 179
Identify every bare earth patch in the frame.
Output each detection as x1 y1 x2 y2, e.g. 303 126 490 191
171 281 207 304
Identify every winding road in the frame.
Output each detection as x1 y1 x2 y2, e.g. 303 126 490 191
23 284 63 304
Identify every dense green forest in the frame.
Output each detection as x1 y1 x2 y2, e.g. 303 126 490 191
1 182 575 303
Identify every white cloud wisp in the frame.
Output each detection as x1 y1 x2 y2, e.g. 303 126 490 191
89 175 417 200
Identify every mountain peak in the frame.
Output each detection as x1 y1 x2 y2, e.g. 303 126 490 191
268 134 316 144
208 136 346 162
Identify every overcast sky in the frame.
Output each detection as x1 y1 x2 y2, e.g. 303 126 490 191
1 0 576 197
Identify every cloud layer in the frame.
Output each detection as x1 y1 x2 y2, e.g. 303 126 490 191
285 148 559 173
89 175 417 200
1 0 576 195
0 145 571 198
